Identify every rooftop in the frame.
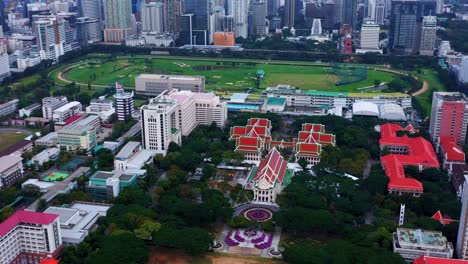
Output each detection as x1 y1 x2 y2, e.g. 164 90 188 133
266 97 286 106
115 141 141 160
413 256 468 264
0 211 58 237
0 139 31 157
90 171 136 182
396 228 450 251
54 101 81 113
137 74 203 81
0 155 23 173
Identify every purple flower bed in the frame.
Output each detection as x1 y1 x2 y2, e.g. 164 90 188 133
240 208 273 222
244 230 257 237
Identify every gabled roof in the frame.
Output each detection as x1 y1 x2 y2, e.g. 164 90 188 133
253 148 288 189
248 118 271 128
236 137 262 152
296 142 321 155
230 118 272 152
379 123 440 192
0 210 58 237
413 256 468 264
440 137 465 162
431 210 457 225
301 123 325 133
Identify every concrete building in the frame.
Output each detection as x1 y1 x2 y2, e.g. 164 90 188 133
44 202 110 245
311 19 322 36
358 20 381 53
31 147 60 167
57 116 99 151
457 56 468 84
76 17 102 44
419 16 437 56
0 155 24 189
140 97 181 155
35 132 59 147
0 99 19 117
457 178 468 260
141 2 164 33
42 96 68 120
250 0 268 36
0 211 62 264
104 0 132 43
86 170 138 201
0 53 11 80
19 103 41 118
114 141 156 171
213 32 235 46
0 140 33 158
86 97 115 122
135 74 205 97
114 84 134 121
393 228 454 261
228 0 249 39
429 92 468 146
33 18 67 61
284 0 295 28
52 101 82 122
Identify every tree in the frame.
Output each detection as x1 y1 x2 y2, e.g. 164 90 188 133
96 148 114 171
374 80 381 87
153 226 212 256
298 157 308 171
134 220 161 240
85 232 149 264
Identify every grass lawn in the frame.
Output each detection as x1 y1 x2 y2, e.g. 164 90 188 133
62 57 399 93
410 68 447 118
280 236 326 258
0 131 27 152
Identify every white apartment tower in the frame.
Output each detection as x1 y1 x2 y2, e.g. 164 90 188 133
141 97 181 155
457 177 468 260
360 20 380 50
459 57 468 83
34 18 66 61
311 19 322 36
114 83 135 121
228 0 249 38
141 2 164 33
419 16 437 56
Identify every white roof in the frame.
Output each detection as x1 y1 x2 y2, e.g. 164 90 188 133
379 104 407 121
127 150 157 169
21 179 54 190
0 155 22 173
115 141 140 159
352 101 379 116
54 101 81 113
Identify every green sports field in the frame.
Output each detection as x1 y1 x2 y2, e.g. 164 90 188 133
0 131 27 152
62 57 398 93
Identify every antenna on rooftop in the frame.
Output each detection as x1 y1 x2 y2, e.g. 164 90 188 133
399 204 406 226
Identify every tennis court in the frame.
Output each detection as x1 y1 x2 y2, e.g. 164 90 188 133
43 172 70 182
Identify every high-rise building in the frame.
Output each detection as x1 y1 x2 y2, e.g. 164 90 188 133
284 0 295 28
459 57 468 84
334 0 343 25
0 54 11 81
78 0 104 20
141 2 164 33
0 210 62 264
141 97 181 155
360 20 380 50
311 19 322 36
114 83 135 121
267 0 280 16
389 0 436 54
429 92 468 146
375 0 386 25
228 0 249 39
104 0 132 43
34 18 66 61
76 17 102 44
457 178 468 260
419 16 437 56
304 0 335 30
250 0 268 36
367 0 376 20
180 0 211 45
342 0 357 28
162 0 182 33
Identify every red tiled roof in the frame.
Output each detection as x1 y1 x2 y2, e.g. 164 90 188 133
0 210 59 237
297 143 321 155
431 210 458 225
254 148 288 188
440 137 465 162
379 123 440 192
64 114 83 125
40 258 60 264
413 256 468 264
302 123 325 133
248 118 271 128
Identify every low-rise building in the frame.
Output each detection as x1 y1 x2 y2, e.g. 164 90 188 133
86 97 115 122
135 74 205 97
36 132 59 147
0 211 62 264
17 54 42 69
0 155 23 189
31 147 60 167
393 228 454 261
52 101 82 122
44 202 111 245
86 170 139 201
42 96 68 120
114 141 156 171
0 99 19 117
57 116 99 151
413 256 468 264
19 103 41 118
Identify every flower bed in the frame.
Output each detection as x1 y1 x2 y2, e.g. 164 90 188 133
240 208 273 222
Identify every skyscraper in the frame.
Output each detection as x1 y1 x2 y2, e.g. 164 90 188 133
228 0 249 39
267 0 280 16
141 2 164 33
304 0 335 30
104 0 132 43
360 20 380 50
375 0 386 25
284 0 295 28
163 0 182 33
311 19 322 36
34 18 66 61
250 0 268 36
389 0 436 54
429 92 468 146
342 0 357 28
457 179 468 260
182 0 211 44
78 0 104 20
419 16 437 56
